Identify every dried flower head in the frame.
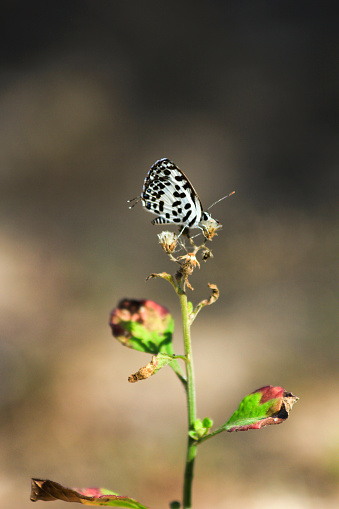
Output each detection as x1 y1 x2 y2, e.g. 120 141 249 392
157 231 178 254
200 217 222 241
178 252 200 269
175 252 201 290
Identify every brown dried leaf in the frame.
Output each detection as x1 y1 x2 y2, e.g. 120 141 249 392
30 478 150 508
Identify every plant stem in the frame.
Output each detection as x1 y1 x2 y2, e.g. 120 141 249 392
179 291 197 509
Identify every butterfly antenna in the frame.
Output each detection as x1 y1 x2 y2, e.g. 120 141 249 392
127 196 140 209
207 191 235 210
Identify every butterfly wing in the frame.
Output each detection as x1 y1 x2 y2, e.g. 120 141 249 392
141 158 204 228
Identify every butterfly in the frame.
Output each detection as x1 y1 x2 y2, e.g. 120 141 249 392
128 158 234 238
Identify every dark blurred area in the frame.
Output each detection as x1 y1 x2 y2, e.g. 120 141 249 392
0 2 338 508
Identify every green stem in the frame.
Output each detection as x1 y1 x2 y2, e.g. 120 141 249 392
196 425 226 445
179 291 197 509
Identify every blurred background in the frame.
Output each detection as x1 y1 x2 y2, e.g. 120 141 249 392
0 2 338 508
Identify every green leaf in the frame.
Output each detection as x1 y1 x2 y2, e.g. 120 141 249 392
223 386 299 432
30 479 150 508
197 386 299 444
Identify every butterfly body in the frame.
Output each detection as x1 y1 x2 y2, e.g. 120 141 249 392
140 158 221 233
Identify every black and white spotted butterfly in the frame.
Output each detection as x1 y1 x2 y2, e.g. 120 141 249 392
128 158 234 239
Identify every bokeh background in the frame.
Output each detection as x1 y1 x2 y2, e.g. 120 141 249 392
1 2 338 508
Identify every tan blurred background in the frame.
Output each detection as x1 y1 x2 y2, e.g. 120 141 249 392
0 2 338 508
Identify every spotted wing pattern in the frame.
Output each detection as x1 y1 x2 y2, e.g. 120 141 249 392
141 158 213 229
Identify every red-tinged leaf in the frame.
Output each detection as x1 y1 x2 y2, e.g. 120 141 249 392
109 299 184 381
30 479 150 508
224 385 299 432
109 299 174 355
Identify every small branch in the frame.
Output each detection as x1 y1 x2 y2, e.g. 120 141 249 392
190 283 219 325
146 272 179 293
195 426 225 445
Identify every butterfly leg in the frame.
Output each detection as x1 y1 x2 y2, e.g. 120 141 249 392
176 225 188 239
